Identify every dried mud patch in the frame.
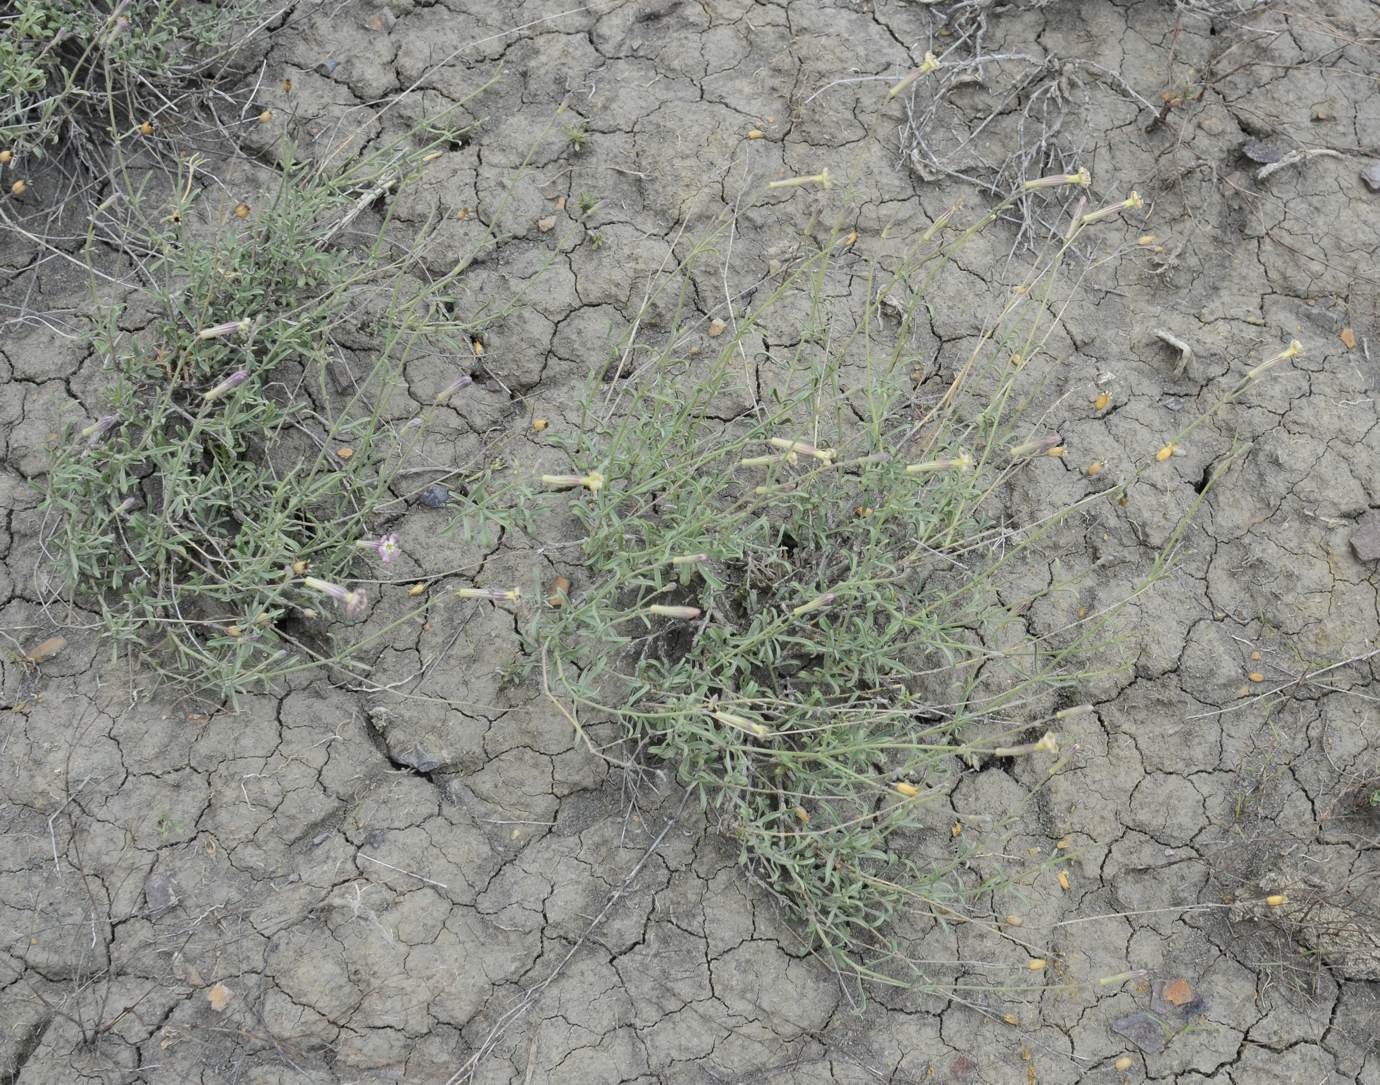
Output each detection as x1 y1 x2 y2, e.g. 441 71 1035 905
4 1 1380 1082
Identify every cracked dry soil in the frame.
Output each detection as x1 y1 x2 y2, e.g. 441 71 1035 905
3 1 1379 1082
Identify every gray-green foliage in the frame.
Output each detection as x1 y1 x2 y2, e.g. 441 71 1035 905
522 201 1137 988
43 140 466 699
0 1 254 157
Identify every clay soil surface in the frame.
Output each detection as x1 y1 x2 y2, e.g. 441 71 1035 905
3 1 1379 1082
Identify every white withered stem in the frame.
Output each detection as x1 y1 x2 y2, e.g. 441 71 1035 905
992 732 1059 757
709 710 771 738
768 437 836 464
647 604 702 620
1079 191 1143 226
767 168 831 190
905 451 973 474
791 592 837 617
541 471 605 492
1245 340 1303 382
455 586 521 603
1009 434 1062 460
197 318 251 340
887 52 940 98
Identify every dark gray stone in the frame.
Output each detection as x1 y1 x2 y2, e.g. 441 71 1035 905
144 873 177 916
1111 1012 1168 1054
419 483 450 508
1350 513 1380 563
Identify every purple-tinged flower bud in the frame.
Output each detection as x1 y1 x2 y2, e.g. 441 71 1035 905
80 415 118 445
303 576 366 617
203 369 249 402
1009 434 1062 460
435 373 473 404
197 318 251 340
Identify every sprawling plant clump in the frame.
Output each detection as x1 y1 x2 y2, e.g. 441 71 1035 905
521 189 1149 987
1 1 256 160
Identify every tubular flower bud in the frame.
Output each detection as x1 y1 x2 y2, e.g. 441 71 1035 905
1023 167 1091 191
202 369 249 402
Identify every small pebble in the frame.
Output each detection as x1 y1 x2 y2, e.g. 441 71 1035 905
1350 513 1380 562
419 483 450 508
1241 139 1283 165
316 58 339 77
1111 1011 1167 1054
1361 161 1380 193
144 873 178 915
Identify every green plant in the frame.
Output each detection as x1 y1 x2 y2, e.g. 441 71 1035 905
564 119 588 151
41 136 481 700
0 0 255 160
497 181 1182 992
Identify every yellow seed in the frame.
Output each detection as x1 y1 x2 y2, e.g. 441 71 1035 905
1250 649 1262 661
1248 672 1264 683
235 203 250 218
1010 352 1024 368
471 338 484 356
1266 894 1286 907
531 418 549 432
1114 1056 1133 1071
281 78 293 92
0 149 12 163
951 822 962 837
301 608 318 619
1093 390 1110 411
335 447 353 460
1155 443 1176 462
794 806 810 824
1118 493 1129 508
708 318 727 337
1058 870 1071 891
1005 914 1024 926
894 781 920 797
291 560 310 575
1028 958 1046 971
408 582 427 596
1138 234 1156 246
10 179 27 196
225 626 242 637
842 229 858 246
456 206 470 220
1056 836 1071 849
422 151 442 163
545 575 571 608
1003 1012 1020 1025
259 110 273 124
139 120 154 136
24 636 65 664
1086 461 1103 477
746 129 764 139
1047 445 1066 458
